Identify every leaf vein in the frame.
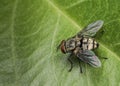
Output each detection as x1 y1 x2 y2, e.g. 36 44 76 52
46 0 82 30
49 14 61 86
10 0 18 84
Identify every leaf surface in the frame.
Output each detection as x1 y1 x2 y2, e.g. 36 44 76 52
0 0 120 86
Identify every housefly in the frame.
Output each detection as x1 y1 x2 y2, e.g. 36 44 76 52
57 20 105 73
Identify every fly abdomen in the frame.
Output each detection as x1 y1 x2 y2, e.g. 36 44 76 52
80 37 98 50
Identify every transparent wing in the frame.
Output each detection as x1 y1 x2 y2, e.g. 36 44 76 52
78 20 104 37
77 50 101 67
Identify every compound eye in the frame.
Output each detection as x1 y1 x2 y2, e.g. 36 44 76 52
60 40 66 54
61 44 66 54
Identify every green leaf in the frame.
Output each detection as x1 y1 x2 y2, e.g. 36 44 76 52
0 0 120 86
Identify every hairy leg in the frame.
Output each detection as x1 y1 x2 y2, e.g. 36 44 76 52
68 54 74 72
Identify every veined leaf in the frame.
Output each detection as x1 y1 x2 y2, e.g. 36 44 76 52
0 0 120 86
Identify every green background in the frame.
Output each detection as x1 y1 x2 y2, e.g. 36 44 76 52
0 0 120 86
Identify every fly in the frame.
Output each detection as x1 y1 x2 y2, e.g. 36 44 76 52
57 20 106 73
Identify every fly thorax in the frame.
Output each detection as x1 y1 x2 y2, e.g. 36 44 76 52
65 39 76 52
75 35 81 47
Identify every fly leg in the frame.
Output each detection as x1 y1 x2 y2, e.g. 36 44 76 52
68 54 73 72
78 60 83 73
103 57 108 59
100 57 108 59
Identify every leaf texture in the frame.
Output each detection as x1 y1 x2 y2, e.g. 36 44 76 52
0 0 120 86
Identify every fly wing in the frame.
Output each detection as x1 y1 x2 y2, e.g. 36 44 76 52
77 50 101 67
78 20 104 37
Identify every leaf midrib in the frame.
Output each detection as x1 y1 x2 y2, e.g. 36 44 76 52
46 0 82 30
